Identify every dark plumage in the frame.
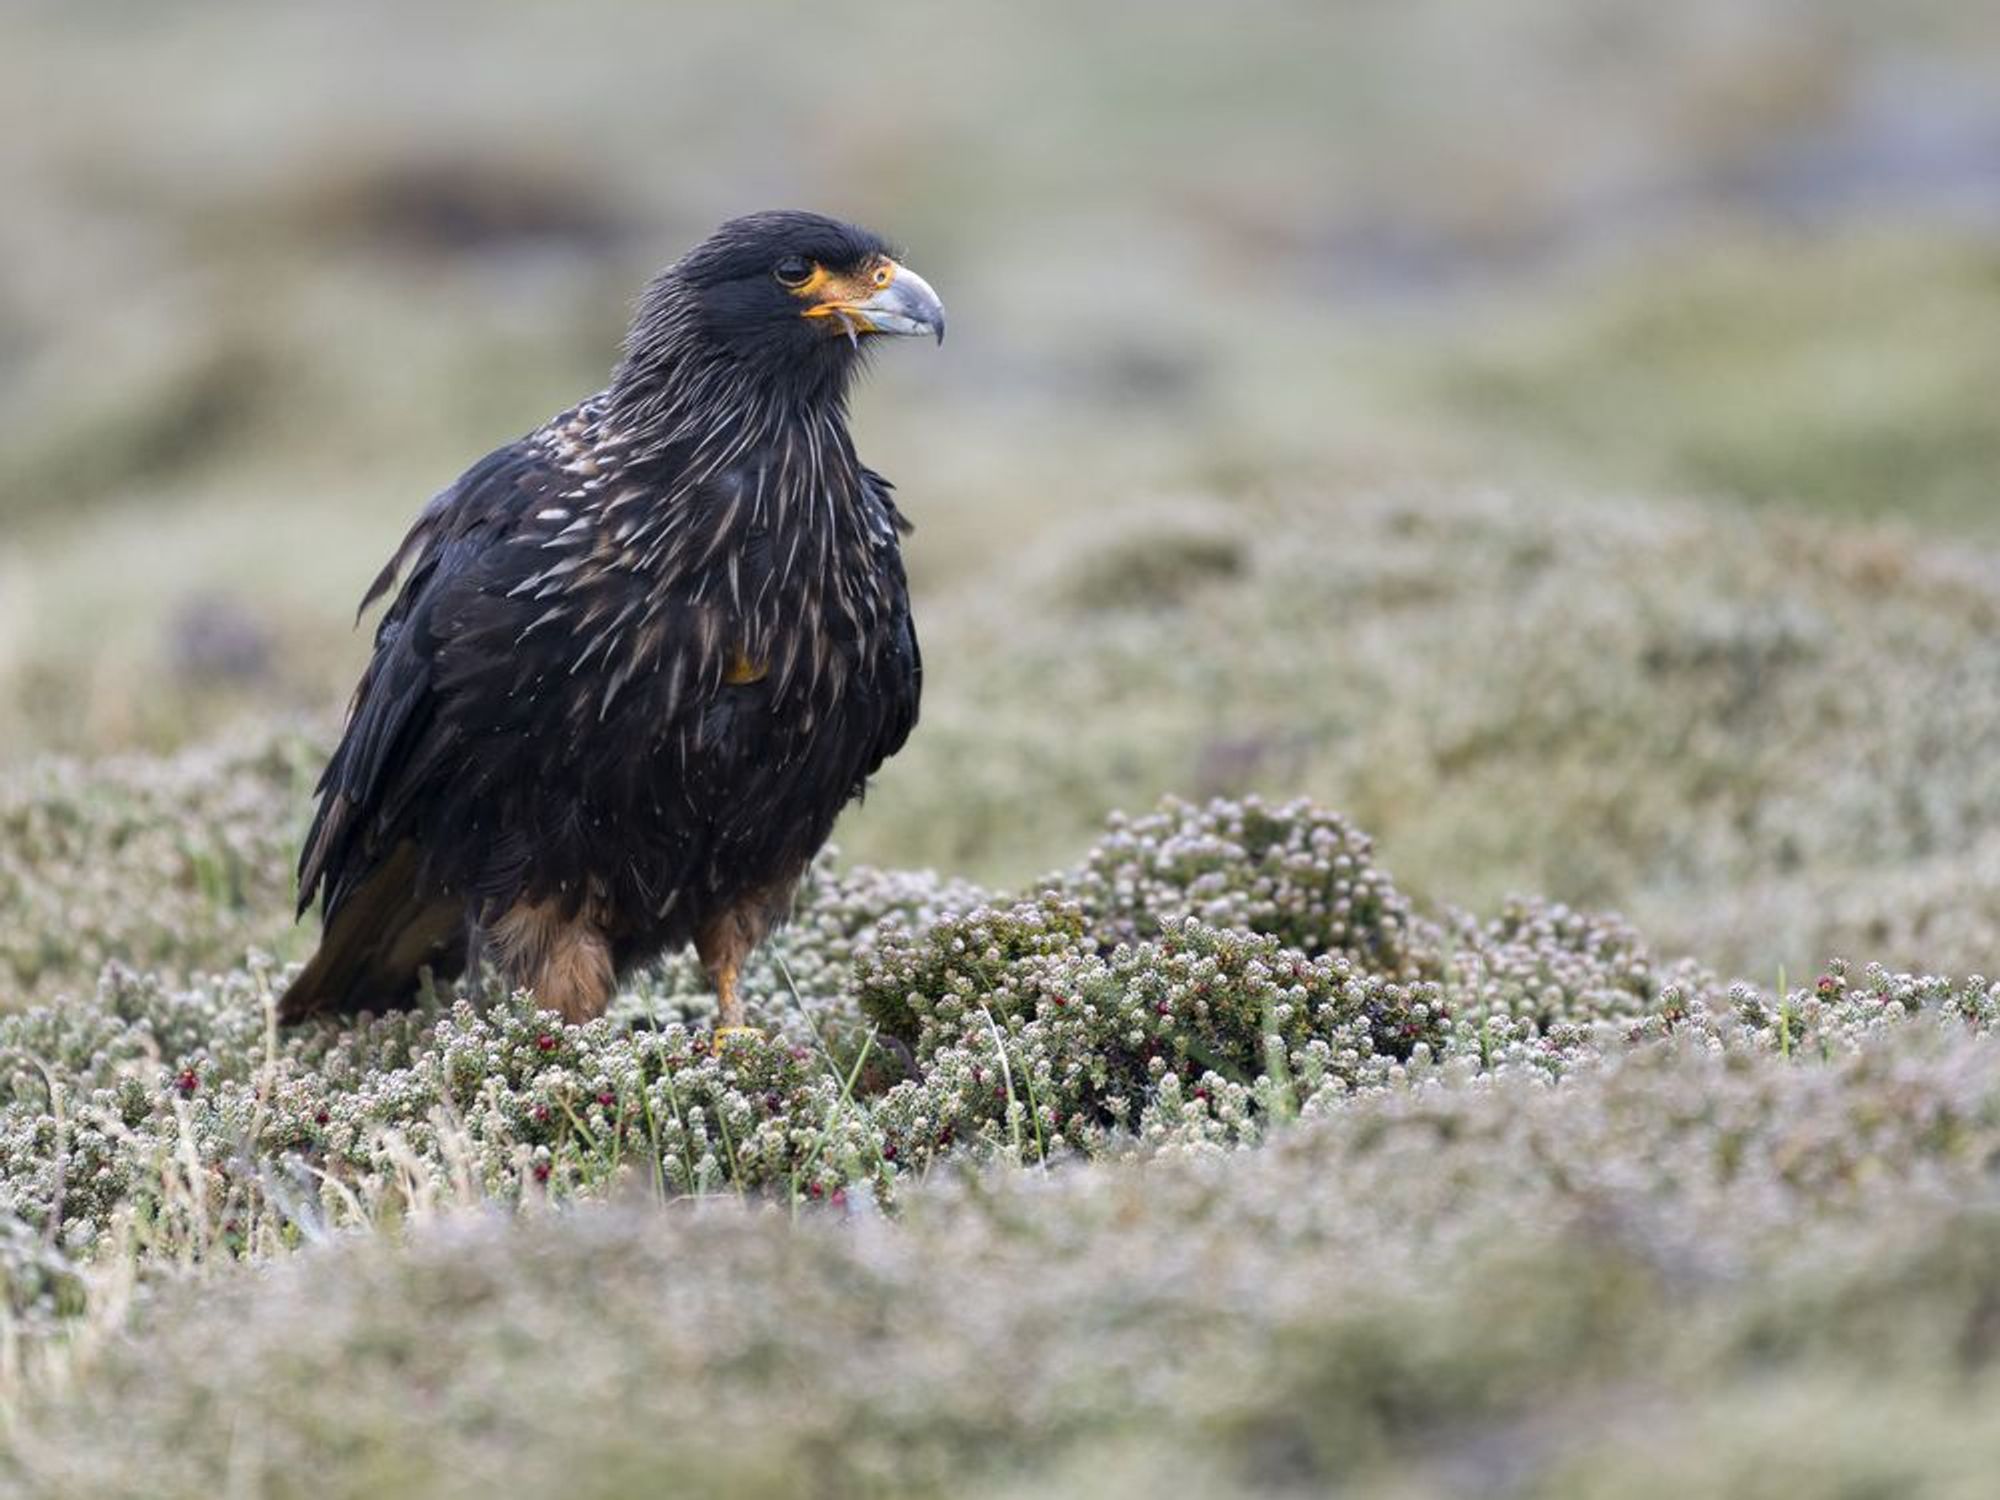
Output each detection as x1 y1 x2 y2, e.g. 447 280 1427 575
280 211 944 1033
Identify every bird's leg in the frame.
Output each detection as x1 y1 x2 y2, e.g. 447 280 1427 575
709 960 764 1053
717 959 745 1028
491 899 616 1024
696 907 766 1052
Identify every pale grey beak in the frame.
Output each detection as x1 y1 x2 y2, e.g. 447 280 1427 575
850 262 946 344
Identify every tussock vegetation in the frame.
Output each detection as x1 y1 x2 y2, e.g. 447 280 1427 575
0 735 317 1000
4 790 2000 1495
1435 235 2000 529
859 485 2000 978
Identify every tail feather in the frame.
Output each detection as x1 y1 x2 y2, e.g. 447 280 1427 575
279 844 466 1023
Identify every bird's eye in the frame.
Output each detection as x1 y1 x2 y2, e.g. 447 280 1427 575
774 256 813 288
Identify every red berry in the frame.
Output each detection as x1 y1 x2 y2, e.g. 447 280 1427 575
174 1069 199 1097
536 1034 558 1053
314 1109 330 1125
533 1161 551 1183
596 1091 616 1106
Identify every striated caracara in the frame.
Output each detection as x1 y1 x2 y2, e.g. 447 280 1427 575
279 211 944 1038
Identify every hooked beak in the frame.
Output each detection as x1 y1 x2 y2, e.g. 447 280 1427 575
809 260 947 345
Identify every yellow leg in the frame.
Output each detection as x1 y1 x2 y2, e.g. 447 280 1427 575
716 959 743 1029
710 959 763 1053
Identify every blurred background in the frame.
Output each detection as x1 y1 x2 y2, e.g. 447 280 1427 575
3 0 1999 984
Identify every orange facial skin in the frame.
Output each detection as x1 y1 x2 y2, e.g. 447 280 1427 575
794 255 902 333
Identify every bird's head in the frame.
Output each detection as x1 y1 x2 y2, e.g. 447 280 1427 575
615 211 945 414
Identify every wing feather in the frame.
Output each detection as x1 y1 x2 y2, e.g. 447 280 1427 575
296 434 564 920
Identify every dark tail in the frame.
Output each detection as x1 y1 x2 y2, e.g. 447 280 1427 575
279 843 466 1023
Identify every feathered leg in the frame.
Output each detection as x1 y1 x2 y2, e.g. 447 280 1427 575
490 899 616 1023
